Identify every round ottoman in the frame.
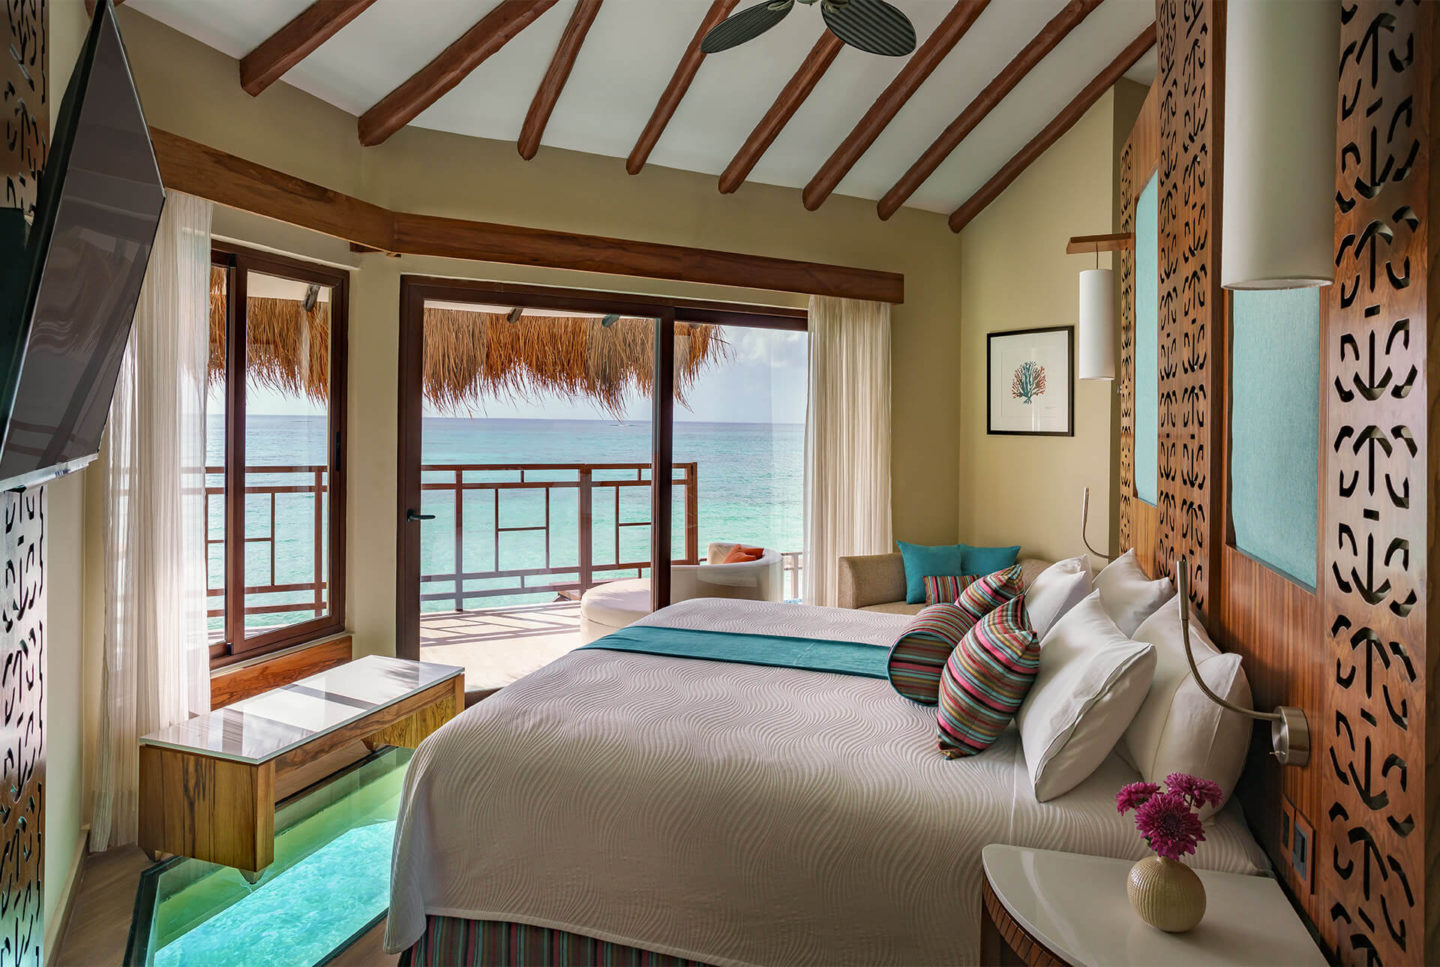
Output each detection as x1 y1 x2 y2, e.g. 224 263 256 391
578 578 653 643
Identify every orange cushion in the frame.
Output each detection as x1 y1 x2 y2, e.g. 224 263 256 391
721 545 764 564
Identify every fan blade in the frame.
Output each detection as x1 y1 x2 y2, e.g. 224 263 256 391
701 0 795 53
821 0 916 56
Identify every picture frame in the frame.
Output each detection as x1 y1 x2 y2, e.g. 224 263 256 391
986 326 1074 436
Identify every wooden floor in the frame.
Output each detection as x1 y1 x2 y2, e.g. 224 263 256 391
53 845 398 966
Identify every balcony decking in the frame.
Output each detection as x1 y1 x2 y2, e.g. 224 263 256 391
419 601 583 697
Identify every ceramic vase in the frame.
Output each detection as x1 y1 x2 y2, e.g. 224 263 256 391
1126 855 1206 932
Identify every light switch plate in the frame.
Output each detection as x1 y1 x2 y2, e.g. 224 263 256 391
1282 795 1314 893
1292 807 1314 892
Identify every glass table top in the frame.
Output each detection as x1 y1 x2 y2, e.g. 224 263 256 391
140 655 463 764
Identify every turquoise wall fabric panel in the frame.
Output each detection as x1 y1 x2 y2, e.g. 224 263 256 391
1134 174 1159 505
1230 288 1319 587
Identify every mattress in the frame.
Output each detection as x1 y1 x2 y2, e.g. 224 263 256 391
387 600 1269 966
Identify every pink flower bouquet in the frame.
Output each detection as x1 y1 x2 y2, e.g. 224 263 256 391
1115 773 1223 862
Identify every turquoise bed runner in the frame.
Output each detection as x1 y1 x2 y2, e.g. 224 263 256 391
581 624 888 679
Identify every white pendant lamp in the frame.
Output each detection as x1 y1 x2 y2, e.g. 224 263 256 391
1078 266 1115 380
1221 0 1340 290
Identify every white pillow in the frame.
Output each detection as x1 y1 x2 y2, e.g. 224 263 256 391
1094 549 1174 636
1024 555 1093 639
1017 593 1157 802
1123 596 1253 819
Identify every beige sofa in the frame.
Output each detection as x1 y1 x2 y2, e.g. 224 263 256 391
835 553 1052 615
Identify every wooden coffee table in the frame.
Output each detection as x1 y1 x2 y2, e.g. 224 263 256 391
139 655 463 877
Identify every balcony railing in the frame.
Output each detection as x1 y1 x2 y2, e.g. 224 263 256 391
418 461 699 609
205 464 329 622
207 461 804 625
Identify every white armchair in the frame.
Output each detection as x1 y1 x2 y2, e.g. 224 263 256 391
579 541 784 644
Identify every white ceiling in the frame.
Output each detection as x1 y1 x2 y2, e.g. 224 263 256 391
126 0 1156 216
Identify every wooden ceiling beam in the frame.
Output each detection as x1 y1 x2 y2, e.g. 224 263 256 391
358 0 558 147
149 127 905 303
518 0 604 160
877 0 1104 220
719 32 844 195
239 0 378 97
802 0 990 211
626 0 740 175
948 25 1155 233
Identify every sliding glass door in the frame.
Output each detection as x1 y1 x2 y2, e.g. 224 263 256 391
671 322 807 601
394 279 806 671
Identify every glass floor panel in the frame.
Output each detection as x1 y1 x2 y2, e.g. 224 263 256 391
128 747 412 967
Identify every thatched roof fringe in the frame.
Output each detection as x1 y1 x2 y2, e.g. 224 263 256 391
422 309 725 416
208 269 726 414
208 277 332 401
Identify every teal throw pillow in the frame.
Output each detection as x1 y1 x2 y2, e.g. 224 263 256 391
962 543 1021 575
897 541 966 604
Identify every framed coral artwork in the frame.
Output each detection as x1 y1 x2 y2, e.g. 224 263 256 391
986 326 1073 436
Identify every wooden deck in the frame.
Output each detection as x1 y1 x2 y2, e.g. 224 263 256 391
419 601 583 696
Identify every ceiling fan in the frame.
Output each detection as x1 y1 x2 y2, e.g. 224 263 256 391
701 0 917 56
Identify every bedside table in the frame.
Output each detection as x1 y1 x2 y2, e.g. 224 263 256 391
980 844 1325 966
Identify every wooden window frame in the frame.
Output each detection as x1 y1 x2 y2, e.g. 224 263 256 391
210 242 350 668
394 276 805 660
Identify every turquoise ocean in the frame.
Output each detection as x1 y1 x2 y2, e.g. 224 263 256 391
208 415 803 624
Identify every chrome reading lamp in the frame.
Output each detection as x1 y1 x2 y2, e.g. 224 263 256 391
1079 489 1309 767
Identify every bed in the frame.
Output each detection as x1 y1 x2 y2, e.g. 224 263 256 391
387 599 1269 966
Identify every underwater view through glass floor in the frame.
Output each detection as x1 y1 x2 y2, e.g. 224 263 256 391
129 747 412 967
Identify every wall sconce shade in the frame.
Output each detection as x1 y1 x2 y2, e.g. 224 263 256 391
1078 268 1115 380
1221 0 1340 290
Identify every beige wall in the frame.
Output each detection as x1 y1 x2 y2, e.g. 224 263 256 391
109 8 971 655
956 84 1142 564
44 0 94 946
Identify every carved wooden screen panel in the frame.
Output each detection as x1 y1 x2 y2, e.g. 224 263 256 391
2 0 46 221
1118 127 1136 555
1322 2 1434 963
1118 85 1160 577
1153 0 1221 610
0 2 46 965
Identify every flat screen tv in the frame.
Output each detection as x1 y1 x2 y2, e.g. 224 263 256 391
0 0 164 491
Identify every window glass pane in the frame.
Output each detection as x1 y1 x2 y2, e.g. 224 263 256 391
243 270 334 639
673 324 807 601
206 264 228 643
1230 288 1319 587
1134 173 1159 505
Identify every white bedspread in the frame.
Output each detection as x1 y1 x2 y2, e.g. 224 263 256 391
387 600 1268 965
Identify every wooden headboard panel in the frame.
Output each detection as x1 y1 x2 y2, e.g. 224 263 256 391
1117 2 1437 963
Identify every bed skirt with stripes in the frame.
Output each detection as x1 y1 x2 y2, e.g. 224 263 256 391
398 916 713 967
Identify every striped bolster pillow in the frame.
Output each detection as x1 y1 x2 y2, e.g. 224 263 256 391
955 564 1025 623
936 595 1039 758
923 574 979 605
886 604 978 705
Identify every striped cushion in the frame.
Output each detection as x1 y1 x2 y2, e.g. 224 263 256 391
886 604 979 705
936 595 1039 758
955 564 1025 623
923 574 979 605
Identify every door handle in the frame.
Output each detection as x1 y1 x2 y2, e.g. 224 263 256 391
406 509 436 522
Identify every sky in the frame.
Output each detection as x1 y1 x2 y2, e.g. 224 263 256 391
240 326 808 425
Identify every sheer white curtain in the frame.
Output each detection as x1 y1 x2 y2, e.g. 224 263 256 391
803 296 893 606
91 192 213 851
